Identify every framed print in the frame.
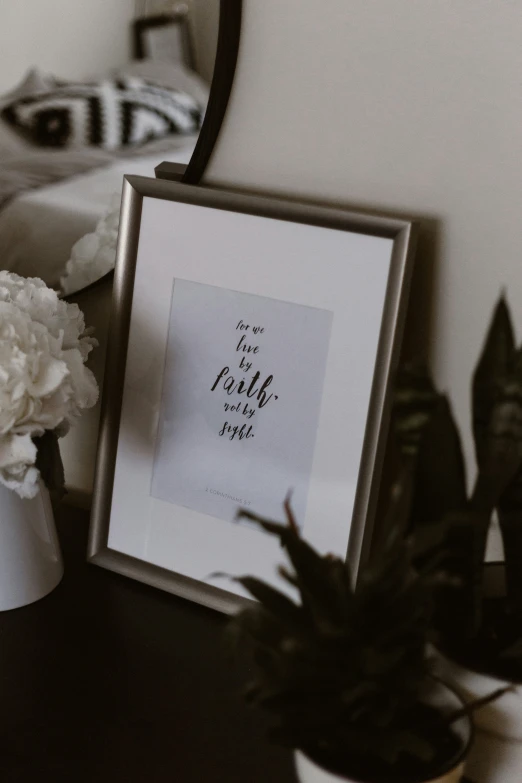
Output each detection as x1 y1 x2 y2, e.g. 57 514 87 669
88 177 417 613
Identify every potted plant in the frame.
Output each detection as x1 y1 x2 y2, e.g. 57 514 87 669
0 271 98 611
393 296 522 783
228 489 478 783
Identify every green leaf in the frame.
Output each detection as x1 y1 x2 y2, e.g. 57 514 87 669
33 429 66 500
371 471 414 555
409 395 467 527
410 518 451 565
500 636 522 660
473 295 515 469
238 507 354 624
449 684 514 720
472 373 522 509
495 510 522 616
234 576 305 629
499 471 522 515
433 510 486 638
392 730 435 763
230 496 456 772
226 606 284 653
393 361 439 462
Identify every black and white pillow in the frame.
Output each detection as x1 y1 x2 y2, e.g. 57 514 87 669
1 76 204 150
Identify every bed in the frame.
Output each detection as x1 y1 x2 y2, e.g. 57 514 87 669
0 57 210 504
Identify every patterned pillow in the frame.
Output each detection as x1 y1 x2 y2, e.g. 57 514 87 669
1 76 204 150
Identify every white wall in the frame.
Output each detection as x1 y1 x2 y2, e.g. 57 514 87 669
0 0 136 93
206 0 522 485
190 0 219 83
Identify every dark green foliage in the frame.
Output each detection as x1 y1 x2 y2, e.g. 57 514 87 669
472 301 522 618
472 297 516 473
497 510 522 616
409 395 468 527
230 489 463 778
393 295 522 673
393 361 439 464
33 429 66 500
472 352 522 512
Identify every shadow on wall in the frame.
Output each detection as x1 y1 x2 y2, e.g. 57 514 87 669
263 191 440 364
401 216 440 363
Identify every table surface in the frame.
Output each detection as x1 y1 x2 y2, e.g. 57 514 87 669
0 505 297 783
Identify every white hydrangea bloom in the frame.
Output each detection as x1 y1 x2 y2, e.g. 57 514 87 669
60 192 121 295
0 273 99 498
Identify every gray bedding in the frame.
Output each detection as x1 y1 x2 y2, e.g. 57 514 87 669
0 148 112 210
0 131 199 210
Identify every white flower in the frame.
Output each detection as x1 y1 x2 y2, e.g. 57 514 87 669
0 273 99 498
0 433 39 499
60 192 120 295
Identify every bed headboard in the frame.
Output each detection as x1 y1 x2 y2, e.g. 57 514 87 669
133 11 196 70
135 1 218 82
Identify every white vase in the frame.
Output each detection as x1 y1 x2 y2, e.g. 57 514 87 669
294 680 470 783
294 750 465 783
0 481 63 611
436 654 522 783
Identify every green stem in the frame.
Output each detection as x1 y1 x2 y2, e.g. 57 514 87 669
449 685 514 723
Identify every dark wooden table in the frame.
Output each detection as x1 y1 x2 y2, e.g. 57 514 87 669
0 505 297 783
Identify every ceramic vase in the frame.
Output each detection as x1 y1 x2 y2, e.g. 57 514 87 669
294 751 466 783
0 481 63 611
294 681 471 783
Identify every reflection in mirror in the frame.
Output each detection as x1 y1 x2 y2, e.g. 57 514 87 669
0 0 221 502
0 0 219 296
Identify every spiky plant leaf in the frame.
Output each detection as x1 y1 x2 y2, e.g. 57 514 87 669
500 637 522 660
487 350 522 617
226 606 285 654
495 511 522 617
473 295 515 470
469 300 522 623
391 298 522 672
233 576 304 628
409 395 467 528
237 507 353 628
393 361 439 463
472 364 522 513
499 460 522 515
371 468 414 555
431 510 487 640
231 497 461 777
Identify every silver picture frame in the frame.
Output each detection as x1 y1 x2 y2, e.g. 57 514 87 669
88 175 417 613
